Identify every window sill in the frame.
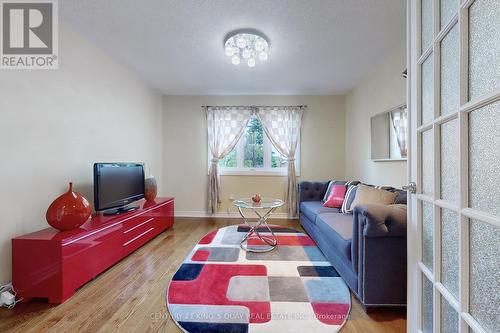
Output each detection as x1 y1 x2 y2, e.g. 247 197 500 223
219 169 299 177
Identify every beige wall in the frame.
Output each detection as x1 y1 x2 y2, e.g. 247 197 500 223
345 42 407 187
162 95 346 215
0 24 163 284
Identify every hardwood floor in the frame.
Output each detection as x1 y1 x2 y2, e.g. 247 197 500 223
0 218 406 333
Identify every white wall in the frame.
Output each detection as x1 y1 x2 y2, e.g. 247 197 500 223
162 95 346 214
345 42 407 187
0 24 163 284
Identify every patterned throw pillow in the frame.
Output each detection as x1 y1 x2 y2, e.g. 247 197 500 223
340 184 358 214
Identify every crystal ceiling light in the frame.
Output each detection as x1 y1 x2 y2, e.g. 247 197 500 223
224 29 270 68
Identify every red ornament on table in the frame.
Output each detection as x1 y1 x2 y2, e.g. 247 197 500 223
45 182 92 231
252 194 262 204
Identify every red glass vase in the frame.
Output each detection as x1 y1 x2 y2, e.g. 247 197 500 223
46 182 92 231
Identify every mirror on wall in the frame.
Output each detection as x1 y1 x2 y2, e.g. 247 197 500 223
371 104 407 161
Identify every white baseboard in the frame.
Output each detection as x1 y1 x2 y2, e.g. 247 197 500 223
174 211 297 220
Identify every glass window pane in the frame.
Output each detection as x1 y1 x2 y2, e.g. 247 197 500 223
421 0 434 52
440 25 459 116
219 149 237 168
440 118 459 204
469 100 500 217
422 129 434 196
244 117 264 168
422 201 434 271
469 0 500 100
441 295 459 332
469 219 500 333
440 0 458 29
441 209 459 298
421 55 434 125
422 275 434 333
271 148 288 168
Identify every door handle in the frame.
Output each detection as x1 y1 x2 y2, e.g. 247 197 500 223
402 182 417 194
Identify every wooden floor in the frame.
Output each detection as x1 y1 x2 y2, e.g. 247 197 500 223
0 218 406 333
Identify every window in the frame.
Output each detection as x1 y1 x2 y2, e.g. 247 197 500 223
215 117 300 176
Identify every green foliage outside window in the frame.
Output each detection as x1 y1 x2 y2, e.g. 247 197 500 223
217 117 291 169
244 117 264 168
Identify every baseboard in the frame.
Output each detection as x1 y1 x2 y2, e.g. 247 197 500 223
174 210 298 220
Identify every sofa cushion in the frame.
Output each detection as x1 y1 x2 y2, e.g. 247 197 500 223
316 212 353 261
300 201 340 223
351 184 398 209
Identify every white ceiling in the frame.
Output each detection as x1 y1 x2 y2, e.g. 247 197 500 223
60 0 406 95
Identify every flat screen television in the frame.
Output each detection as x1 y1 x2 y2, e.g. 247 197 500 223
93 163 145 214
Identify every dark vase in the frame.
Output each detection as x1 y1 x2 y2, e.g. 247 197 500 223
46 182 92 231
144 176 158 201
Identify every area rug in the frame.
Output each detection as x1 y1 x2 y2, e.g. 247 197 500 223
166 225 351 333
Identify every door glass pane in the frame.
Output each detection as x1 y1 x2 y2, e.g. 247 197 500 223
441 209 459 298
469 0 500 100
422 201 434 271
422 129 434 195
441 295 459 332
469 100 500 217
441 0 458 29
469 219 500 333
440 118 459 204
421 0 434 52
422 275 434 333
440 25 459 116
421 56 434 125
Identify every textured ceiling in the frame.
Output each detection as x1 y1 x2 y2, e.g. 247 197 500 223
60 0 406 95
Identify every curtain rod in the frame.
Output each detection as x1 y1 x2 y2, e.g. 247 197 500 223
201 105 307 108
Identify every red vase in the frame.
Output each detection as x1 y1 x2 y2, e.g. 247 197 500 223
46 182 92 231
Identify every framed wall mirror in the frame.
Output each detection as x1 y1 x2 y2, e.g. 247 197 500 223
371 104 407 161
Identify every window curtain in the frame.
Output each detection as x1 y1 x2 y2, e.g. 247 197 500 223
390 107 408 157
256 106 305 217
205 106 253 214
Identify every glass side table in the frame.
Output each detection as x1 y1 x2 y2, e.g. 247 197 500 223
233 198 284 253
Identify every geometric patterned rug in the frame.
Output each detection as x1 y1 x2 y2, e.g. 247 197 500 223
166 225 351 333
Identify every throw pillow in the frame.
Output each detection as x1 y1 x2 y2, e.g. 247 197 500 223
322 180 347 202
350 184 398 210
340 184 358 214
323 185 347 208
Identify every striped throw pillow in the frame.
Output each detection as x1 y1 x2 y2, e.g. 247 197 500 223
340 184 358 214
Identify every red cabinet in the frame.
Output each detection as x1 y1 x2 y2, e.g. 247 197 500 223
12 198 174 303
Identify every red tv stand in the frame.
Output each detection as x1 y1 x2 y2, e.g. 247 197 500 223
12 197 174 303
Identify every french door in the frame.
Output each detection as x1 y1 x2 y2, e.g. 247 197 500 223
408 0 499 332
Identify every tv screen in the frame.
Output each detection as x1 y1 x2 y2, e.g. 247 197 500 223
93 163 145 212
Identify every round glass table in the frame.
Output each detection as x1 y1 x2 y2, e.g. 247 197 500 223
233 198 284 252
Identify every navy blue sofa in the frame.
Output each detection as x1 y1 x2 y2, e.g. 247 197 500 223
298 181 407 308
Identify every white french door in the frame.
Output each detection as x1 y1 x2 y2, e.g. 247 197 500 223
408 0 499 332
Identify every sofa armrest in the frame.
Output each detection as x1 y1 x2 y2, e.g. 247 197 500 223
352 203 407 305
298 181 329 203
354 204 407 238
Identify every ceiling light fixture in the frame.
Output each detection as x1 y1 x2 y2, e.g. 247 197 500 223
224 29 270 68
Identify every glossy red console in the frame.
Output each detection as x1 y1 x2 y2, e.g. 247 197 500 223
12 198 174 303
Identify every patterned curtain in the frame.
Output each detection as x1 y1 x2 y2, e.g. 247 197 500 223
256 106 305 217
390 107 408 157
205 106 253 214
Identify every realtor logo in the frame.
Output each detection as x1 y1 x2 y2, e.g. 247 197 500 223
1 0 58 69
